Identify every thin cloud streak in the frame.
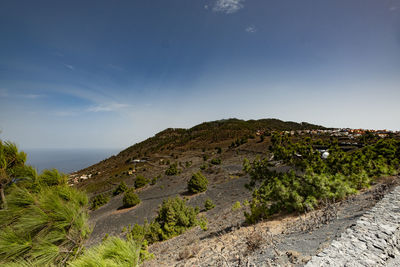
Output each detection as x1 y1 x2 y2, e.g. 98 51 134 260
245 25 257 33
213 0 245 14
63 64 75 70
19 94 45 99
87 103 130 112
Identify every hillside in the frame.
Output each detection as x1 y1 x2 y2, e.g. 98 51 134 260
66 118 400 266
73 118 325 195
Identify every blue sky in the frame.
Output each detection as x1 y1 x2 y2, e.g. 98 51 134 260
1 0 400 149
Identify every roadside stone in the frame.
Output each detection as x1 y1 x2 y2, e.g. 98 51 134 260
306 186 400 267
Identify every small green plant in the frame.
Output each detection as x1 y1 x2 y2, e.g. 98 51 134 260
123 189 141 208
216 147 222 154
200 164 207 170
210 158 222 165
91 194 109 210
202 154 209 161
135 175 148 188
165 162 181 176
150 176 158 185
127 197 206 246
204 199 215 210
188 172 208 194
243 199 250 206
69 237 142 267
232 201 241 211
155 197 204 240
113 181 128 196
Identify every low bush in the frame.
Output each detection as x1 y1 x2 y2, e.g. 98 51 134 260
135 175 147 189
232 201 241 211
123 189 140 208
210 158 221 165
113 181 128 196
150 176 158 185
204 199 215 210
188 172 208 194
128 197 207 245
165 163 181 176
185 161 192 168
91 194 109 210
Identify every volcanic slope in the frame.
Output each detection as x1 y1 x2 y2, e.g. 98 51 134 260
74 118 325 247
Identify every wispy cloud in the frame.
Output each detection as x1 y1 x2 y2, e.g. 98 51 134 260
0 89 45 99
390 6 398 11
245 25 257 33
87 102 130 112
63 64 75 70
19 93 45 99
213 0 244 14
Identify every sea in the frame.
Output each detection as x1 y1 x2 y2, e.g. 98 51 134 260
25 148 121 174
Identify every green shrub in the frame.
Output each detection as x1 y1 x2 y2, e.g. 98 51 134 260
68 237 141 267
155 197 204 240
200 164 207 170
113 181 128 196
187 172 208 194
185 161 192 168
0 185 90 265
128 197 207 245
91 194 109 210
210 158 221 165
165 163 180 176
134 175 147 189
204 199 215 210
232 201 241 211
243 137 400 223
123 189 140 208
150 177 158 185
38 169 68 186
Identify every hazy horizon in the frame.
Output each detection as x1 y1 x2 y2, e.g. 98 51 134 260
1 0 399 149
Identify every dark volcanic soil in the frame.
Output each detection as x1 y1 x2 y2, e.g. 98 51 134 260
86 149 255 247
144 177 399 266
82 139 399 266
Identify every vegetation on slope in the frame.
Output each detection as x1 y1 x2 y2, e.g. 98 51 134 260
68 237 141 267
243 134 400 223
117 118 325 159
0 140 91 265
0 140 149 266
127 197 207 245
123 188 141 208
187 172 208 194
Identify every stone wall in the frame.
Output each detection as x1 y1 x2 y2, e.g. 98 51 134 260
306 186 400 266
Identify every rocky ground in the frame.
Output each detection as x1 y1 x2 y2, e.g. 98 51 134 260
144 176 398 266
306 180 400 266
86 149 256 247
83 140 400 266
